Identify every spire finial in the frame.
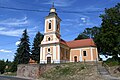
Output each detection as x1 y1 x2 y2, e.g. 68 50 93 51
52 2 54 7
50 2 56 13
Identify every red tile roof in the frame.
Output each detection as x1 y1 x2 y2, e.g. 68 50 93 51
67 39 96 48
60 38 96 48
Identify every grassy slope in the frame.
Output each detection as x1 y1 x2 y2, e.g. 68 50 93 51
39 62 103 80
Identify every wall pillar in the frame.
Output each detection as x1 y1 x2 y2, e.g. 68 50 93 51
90 47 93 61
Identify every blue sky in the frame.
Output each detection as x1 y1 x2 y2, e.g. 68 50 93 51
0 0 119 61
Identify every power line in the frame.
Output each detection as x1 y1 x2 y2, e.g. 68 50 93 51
58 10 103 14
0 5 102 46
0 6 49 12
0 6 104 13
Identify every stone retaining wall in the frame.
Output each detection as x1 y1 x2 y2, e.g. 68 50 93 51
17 64 47 79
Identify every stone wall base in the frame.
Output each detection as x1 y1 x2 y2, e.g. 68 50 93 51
17 64 47 79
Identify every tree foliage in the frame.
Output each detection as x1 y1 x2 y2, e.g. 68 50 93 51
97 3 120 59
0 60 6 74
75 33 89 40
9 57 18 72
14 29 30 64
5 59 12 72
31 31 43 63
75 27 100 40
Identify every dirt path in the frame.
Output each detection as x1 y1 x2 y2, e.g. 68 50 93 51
97 63 120 80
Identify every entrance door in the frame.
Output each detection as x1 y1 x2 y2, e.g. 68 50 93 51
74 56 77 62
47 57 51 64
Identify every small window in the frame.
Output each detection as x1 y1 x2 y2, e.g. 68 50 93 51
83 51 87 56
49 23 51 29
48 48 50 52
48 37 51 41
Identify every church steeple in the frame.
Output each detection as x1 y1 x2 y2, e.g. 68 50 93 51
41 3 61 45
40 3 62 64
50 2 56 13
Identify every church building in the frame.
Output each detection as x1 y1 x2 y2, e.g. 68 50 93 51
40 5 98 64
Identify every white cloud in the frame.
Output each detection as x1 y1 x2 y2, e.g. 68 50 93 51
0 27 6 30
0 49 12 53
0 15 44 37
7 54 10 57
63 19 74 22
0 26 41 37
15 41 21 46
0 16 29 26
65 29 70 32
0 29 24 36
81 17 86 23
84 6 102 11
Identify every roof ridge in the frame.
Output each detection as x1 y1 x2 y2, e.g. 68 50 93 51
67 38 92 43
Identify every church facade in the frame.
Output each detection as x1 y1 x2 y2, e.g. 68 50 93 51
40 5 98 64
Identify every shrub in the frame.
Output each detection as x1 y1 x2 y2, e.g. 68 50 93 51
0 60 6 74
104 58 120 66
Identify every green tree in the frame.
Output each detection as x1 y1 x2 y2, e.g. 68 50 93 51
83 28 92 38
14 29 30 64
31 31 43 63
75 33 89 40
75 27 100 40
91 26 101 38
98 3 120 60
90 27 101 53
83 27 100 39
5 59 12 72
8 56 18 72
0 60 6 74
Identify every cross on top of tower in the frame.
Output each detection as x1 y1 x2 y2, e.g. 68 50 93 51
52 2 54 8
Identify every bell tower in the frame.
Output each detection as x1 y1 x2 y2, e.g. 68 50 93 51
41 3 61 44
40 4 61 64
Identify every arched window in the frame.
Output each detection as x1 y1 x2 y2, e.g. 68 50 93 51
48 37 51 41
49 23 51 29
48 48 50 52
83 51 87 56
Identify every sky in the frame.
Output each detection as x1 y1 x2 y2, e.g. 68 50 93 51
0 0 119 61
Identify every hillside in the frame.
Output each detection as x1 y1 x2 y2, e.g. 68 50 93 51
39 62 103 80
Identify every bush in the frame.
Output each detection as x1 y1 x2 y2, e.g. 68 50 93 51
55 66 61 70
81 66 85 69
0 60 6 74
9 61 17 72
104 58 120 66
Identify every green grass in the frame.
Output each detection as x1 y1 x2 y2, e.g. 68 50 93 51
104 58 120 66
40 63 87 80
105 61 119 66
